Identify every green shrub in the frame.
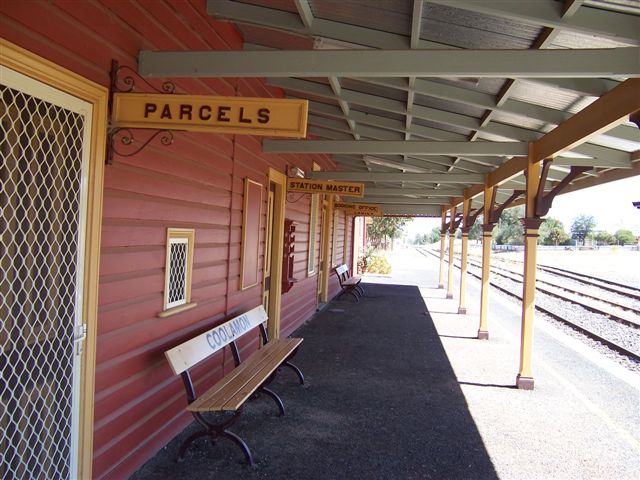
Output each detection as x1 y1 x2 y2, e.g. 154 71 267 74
357 246 374 274
367 255 392 274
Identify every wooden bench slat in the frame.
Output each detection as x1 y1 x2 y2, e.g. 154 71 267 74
188 338 303 412
189 339 302 412
187 340 290 411
221 339 302 411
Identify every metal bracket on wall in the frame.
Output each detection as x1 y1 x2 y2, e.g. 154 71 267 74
106 60 177 165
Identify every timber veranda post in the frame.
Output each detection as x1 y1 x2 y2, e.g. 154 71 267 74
458 198 471 314
478 183 494 340
517 144 543 390
446 205 457 299
438 208 447 289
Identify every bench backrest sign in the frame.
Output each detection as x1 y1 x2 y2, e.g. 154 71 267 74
287 179 365 197
165 305 268 375
112 93 308 138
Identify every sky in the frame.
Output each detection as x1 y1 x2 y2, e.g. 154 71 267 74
403 175 640 238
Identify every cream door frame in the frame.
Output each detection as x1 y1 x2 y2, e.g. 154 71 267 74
1 39 108 479
265 167 286 339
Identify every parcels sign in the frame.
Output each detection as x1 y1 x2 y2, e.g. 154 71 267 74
287 179 364 197
111 93 308 138
334 202 383 216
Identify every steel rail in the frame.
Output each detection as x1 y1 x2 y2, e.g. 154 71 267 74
538 263 640 296
463 258 640 328
476 253 640 301
417 247 640 362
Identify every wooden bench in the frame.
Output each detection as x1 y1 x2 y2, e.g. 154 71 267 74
335 264 365 302
164 305 304 465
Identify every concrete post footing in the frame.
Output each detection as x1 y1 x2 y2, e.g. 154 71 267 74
477 330 489 340
516 375 535 390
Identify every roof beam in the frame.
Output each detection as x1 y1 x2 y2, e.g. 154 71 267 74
355 76 572 126
363 187 464 197
309 171 484 183
328 77 360 140
304 94 632 168
428 0 640 44
277 78 479 132
263 140 527 156
138 48 640 78
354 197 447 205
406 0 424 144
293 0 314 29
452 78 640 207
207 0 451 50
281 80 637 158
455 0 585 172
533 78 640 161
379 205 442 216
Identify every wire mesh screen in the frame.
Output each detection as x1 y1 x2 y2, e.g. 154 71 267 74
1 84 85 479
167 240 188 308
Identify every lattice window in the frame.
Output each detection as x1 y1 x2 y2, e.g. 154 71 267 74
163 229 195 312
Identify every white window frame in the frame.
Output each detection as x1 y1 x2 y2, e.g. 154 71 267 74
161 228 196 316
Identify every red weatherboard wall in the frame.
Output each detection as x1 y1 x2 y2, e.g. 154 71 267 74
1 1 345 478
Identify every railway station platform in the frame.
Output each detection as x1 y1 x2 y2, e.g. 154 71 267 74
131 248 639 480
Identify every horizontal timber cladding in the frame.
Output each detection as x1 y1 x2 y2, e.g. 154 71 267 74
0 2 338 479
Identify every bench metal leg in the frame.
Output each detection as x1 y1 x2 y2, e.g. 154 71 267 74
221 429 254 466
349 289 360 302
283 360 305 385
259 386 285 416
356 284 365 297
178 409 254 466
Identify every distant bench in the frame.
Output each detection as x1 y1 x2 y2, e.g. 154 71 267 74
164 305 304 466
335 264 365 302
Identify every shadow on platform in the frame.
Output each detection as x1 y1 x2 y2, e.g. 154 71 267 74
131 284 498 480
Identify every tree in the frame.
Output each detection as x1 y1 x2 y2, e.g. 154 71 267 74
468 216 482 243
614 229 636 245
593 231 615 245
539 218 570 246
493 207 524 245
429 227 441 244
367 217 411 250
412 233 429 245
570 214 596 245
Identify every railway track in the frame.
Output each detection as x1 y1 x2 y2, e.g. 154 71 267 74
477 254 640 302
417 247 640 362
464 258 640 329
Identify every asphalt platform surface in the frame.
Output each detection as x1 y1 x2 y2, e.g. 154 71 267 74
131 247 639 480
131 283 498 479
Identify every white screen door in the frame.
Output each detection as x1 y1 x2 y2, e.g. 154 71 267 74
1 67 92 480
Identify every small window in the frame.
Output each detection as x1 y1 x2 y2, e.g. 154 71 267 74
161 228 196 316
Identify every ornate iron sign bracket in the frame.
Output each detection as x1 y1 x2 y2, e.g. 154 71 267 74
106 60 176 165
